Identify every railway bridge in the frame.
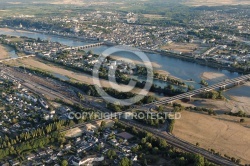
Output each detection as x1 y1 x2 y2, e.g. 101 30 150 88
141 74 250 107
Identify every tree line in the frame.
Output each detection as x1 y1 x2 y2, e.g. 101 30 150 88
114 120 213 166
0 119 67 160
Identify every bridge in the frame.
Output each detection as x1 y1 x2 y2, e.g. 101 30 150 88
65 42 104 51
0 55 36 63
142 74 250 107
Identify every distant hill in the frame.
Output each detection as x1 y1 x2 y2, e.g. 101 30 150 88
1 0 249 6
0 0 51 4
182 0 250 6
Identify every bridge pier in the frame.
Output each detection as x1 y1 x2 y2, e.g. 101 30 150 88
220 85 226 90
235 81 240 86
67 42 104 51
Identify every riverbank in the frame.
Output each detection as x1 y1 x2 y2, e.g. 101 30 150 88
111 56 187 83
2 27 249 75
159 51 250 75
111 55 162 68
227 82 250 115
201 72 226 80
0 44 11 59
0 27 98 44
4 57 160 97
0 28 34 34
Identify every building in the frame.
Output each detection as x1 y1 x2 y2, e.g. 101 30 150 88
69 155 104 166
26 153 36 160
116 132 134 140
39 98 49 109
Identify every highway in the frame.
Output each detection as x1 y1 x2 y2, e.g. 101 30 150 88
143 74 250 107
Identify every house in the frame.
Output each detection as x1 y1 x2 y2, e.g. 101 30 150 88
109 139 119 146
38 151 46 157
6 96 13 102
10 160 19 166
26 153 36 160
116 132 134 140
39 98 49 109
64 144 71 150
46 148 53 154
131 154 138 161
57 151 63 156
51 155 57 160
69 155 104 166
75 137 81 143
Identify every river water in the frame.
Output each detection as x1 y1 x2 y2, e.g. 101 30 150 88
1 28 250 98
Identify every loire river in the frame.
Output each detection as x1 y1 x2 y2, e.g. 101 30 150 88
1 28 250 98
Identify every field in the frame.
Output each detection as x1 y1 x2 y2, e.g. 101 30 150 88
50 0 85 5
161 43 198 53
183 0 250 6
4 57 158 95
173 110 250 164
49 0 125 5
143 14 165 19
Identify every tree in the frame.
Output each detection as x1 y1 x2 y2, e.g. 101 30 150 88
194 154 204 166
107 149 116 159
187 85 195 91
143 158 148 166
159 139 167 149
157 105 164 112
37 37 42 42
145 142 152 150
141 138 147 144
240 119 245 123
119 157 132 166
153 147 159 154
61 159 68 166
100 121 106 128
200 79 208 86
78 92 84 101
96 143 102 151
176 157 186 166
87 50 93 55
118 138 124 144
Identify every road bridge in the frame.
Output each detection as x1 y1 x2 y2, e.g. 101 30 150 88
65 42 104 51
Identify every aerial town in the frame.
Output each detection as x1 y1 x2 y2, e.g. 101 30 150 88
0 0 250 166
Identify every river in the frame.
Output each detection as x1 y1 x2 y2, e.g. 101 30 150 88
1 28 250 98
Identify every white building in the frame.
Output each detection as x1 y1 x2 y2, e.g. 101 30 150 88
70 155 104 166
